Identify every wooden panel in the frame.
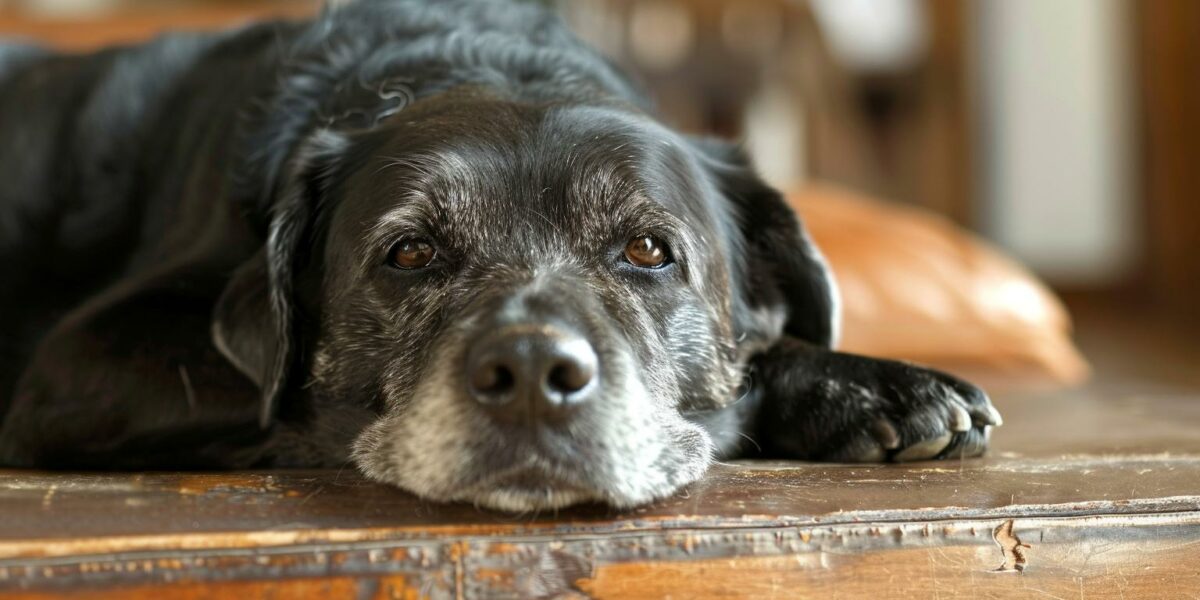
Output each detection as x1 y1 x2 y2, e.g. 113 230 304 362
1136 0 1200 319
800 0 976 225
0 2 318 52
503 515 1200 599
2 457 1200 549
1 491 1198 597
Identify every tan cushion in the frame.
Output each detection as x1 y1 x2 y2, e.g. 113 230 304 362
790 183 1089 390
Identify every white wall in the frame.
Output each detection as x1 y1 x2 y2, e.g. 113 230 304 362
974 0 1136 286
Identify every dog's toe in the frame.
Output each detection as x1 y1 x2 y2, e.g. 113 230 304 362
886 400 957 462
870 417 902 450
837 438 887 462
893 431 954 461
937 427 992 459
948 379 1003 427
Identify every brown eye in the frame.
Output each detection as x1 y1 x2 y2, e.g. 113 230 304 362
389 238 436 269
624 235 671 269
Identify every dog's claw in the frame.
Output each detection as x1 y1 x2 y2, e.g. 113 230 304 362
871 418 901 450
949 403 972 432
983 404 1003 427
968 402 1003 427
952 383 1002 427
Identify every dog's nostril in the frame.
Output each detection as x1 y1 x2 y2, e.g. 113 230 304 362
471 361 516 399
492 365 515 392
547 360 592 394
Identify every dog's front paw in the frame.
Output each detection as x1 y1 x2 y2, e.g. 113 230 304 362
821 363 1002 462
755 345 1002 463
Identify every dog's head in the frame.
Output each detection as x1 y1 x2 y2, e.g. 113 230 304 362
213 90 837 511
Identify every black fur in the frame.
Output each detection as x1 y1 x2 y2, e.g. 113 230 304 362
0 0 999 510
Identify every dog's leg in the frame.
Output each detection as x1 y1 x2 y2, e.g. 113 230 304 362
0 271 270 469
745 337 1001 462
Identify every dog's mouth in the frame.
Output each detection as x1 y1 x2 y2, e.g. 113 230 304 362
456 461 604 511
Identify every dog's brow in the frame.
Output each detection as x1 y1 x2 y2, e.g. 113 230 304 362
371 201 431 233
377 151 469 181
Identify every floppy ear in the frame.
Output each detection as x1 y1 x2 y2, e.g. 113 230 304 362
694 138 841 350
212 130 348 428
211 251 278 403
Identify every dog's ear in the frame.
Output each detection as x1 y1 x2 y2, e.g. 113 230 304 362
692 138 840 350
212 130 348 428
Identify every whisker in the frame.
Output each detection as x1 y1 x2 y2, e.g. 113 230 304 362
735 431 762 453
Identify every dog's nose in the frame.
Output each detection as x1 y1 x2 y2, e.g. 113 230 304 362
466 325 598 421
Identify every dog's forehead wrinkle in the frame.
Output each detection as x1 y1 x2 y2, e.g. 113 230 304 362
542 105 706 196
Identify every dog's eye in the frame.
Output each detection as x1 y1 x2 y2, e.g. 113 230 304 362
389 238 436 269
624 235 671 269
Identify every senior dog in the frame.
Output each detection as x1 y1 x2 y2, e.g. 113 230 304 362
0 0 999 511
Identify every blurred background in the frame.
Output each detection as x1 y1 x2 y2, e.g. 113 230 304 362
2 0 1197 393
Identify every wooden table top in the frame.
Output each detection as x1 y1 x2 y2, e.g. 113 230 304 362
0 387 1198 598
3 388 1200 543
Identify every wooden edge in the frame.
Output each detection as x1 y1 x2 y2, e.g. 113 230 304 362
3 456 1200 554
1 511 1198 596
1 493 1198 564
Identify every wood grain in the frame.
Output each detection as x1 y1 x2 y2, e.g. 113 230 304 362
1 490 1197 598
1 387 1199 597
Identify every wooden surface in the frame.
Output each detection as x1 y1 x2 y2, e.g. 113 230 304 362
1 385 1198 598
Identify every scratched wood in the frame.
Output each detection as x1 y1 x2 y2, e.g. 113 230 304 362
0 457 1198 597
0 391 1198 598
1 494 1198 598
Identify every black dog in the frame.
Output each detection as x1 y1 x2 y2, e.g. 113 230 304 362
0 0 999 511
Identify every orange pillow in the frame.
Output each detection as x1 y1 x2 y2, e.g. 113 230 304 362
791 183 1089 391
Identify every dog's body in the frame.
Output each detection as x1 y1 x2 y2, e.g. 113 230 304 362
0 0 998 510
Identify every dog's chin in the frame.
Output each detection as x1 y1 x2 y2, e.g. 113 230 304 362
353 419 716 513
472 489 594 512
456 477 603 512
445 465 640 512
